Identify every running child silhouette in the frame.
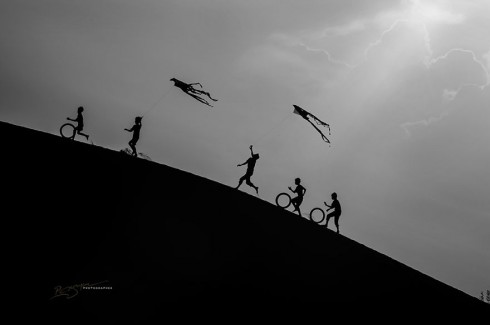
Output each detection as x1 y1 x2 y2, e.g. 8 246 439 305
66 106 89 141
289 178 306 216
124 116 142 157
235 145 259 194
324 192 342 233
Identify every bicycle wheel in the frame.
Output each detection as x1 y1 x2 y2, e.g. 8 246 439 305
275 193 291 209
60 123 75 138
309 208 325 224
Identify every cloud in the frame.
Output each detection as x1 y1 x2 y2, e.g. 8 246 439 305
290 0 489 142
363 19 431 64
270 34 355 70
319 5 488 148
279 0 474 71
483 49 490 72
427 48 490 89
408 0 466 25
323 20 368 37
395 48 489 137
442 89 458 101
397 85 490 206
401 112 448 137
236 35 353 98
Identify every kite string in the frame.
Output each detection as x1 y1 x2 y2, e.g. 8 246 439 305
141 83 173 117
254 113 292 145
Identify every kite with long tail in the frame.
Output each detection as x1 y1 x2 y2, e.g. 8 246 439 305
170 78 218 107
293 105 331 144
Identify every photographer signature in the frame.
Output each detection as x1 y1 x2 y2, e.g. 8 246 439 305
50 280 109 300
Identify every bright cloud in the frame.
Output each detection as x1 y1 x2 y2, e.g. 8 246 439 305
483 50 490 71
408 0 465 24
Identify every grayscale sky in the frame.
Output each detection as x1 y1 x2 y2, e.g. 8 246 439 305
1 0 489 297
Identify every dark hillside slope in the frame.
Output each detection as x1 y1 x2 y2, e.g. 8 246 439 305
1 121 487 321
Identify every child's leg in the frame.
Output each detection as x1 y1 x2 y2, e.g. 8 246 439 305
334 215 340 233
290 198 297 212
326 213 332 227
78 130 89 140
245 177 258 193
292 201 302 215
236 175 246 189
129 141 137 156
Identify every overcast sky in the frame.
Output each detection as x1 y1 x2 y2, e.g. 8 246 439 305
1 0 489 297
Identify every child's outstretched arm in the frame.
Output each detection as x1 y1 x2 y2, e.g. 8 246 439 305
324 202 332 211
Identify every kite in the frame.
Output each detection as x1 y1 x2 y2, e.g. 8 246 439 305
293 104 331 144
170 78 218 107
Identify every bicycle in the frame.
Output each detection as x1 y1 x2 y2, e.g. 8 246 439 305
275 192 325 224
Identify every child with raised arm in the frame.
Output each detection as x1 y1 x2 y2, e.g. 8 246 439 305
235 145 260 194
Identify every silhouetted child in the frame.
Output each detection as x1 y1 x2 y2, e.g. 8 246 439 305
289 178 306 216
170 78 218 107
324 192 342 233
235 145 259 194
124 117 142 157
67 106 89 140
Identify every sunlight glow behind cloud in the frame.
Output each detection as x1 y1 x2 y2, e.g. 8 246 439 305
409 0 465 24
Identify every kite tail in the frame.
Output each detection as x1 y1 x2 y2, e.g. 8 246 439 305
317 127 331 144
307 119 331 144
321 133 331 144
313 119 331 135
